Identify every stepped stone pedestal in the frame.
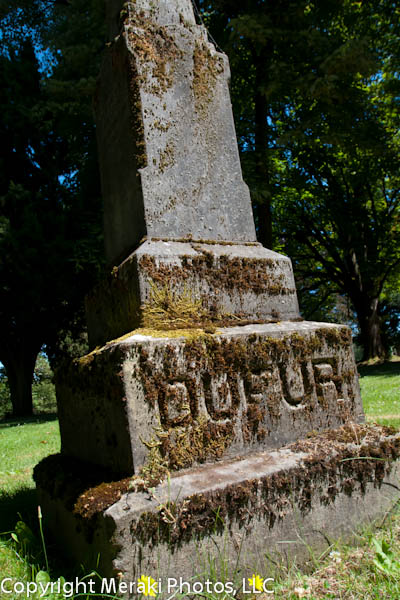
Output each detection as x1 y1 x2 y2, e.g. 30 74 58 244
36 426 400 587
86 240 301 348
35 0 400 594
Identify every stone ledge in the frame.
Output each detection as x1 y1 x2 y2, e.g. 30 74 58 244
35 424 400 591
56 321 363 474
85 240 300 348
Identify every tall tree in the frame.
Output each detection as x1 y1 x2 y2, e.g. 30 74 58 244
201 0 400 359
273 0 400 359
199 0 339 248
0 1 104 416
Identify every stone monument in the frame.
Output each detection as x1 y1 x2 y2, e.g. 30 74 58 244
35 0 400 593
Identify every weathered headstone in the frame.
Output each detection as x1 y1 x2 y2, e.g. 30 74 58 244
35 0 400 593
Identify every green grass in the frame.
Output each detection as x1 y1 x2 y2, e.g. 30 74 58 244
0 416 60 531
0 416 61 600
359 357 400 428
0 360 400 599
273 513 400 598
0 416 59 483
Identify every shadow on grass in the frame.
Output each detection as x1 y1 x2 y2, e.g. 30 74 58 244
0 413 58 430
358 360 400 379
0 486 38 535
0 486 78 579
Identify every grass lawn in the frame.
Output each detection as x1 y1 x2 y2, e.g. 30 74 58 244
359 357 400 428
0 417 60 599
0 416 60 532
0 359 400 598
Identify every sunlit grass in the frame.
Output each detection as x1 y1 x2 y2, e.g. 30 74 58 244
0 417 60 495
359 358 400 428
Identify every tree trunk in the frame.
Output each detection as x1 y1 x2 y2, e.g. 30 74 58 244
254 52 272 249
2 347 38 417
354 296 386 361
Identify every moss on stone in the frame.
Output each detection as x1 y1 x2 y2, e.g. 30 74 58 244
35 425 400 545
112 327 214 341
135 325 356 472
141 282 214 330
138 253 290 298
33 454 131 524
131 423 400 546
127 16 182 97
192 39 223 117
85 241 299 348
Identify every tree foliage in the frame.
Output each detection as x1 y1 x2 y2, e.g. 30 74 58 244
0 0 105 416
201 0 400 359
0 354 57 420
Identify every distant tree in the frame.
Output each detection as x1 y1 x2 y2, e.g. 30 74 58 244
32 353 57 414
272 1 400 359
199 0 338 248
380 276 400 356
0 365 11 420
0 1 105 416
0 354 57 420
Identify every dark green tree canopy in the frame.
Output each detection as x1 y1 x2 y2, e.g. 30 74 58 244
0 0 105 416
201 0 400 359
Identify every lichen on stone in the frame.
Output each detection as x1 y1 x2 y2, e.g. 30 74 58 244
192 39 223 117
130 423 400 547
127 16 182 96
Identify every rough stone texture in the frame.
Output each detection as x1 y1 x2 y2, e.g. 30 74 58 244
86 240 300 348
96 0 256 266
57 322 362 475
35 427 400 593
89 0 302 347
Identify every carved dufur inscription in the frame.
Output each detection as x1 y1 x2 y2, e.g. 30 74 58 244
56 323 362 474
156 358 346 426
133 326 360 469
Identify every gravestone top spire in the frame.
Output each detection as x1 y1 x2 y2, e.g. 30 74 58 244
97 0 256 266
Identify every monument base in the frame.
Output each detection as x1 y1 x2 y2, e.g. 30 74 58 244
55 321 364 475
35 424 400 594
